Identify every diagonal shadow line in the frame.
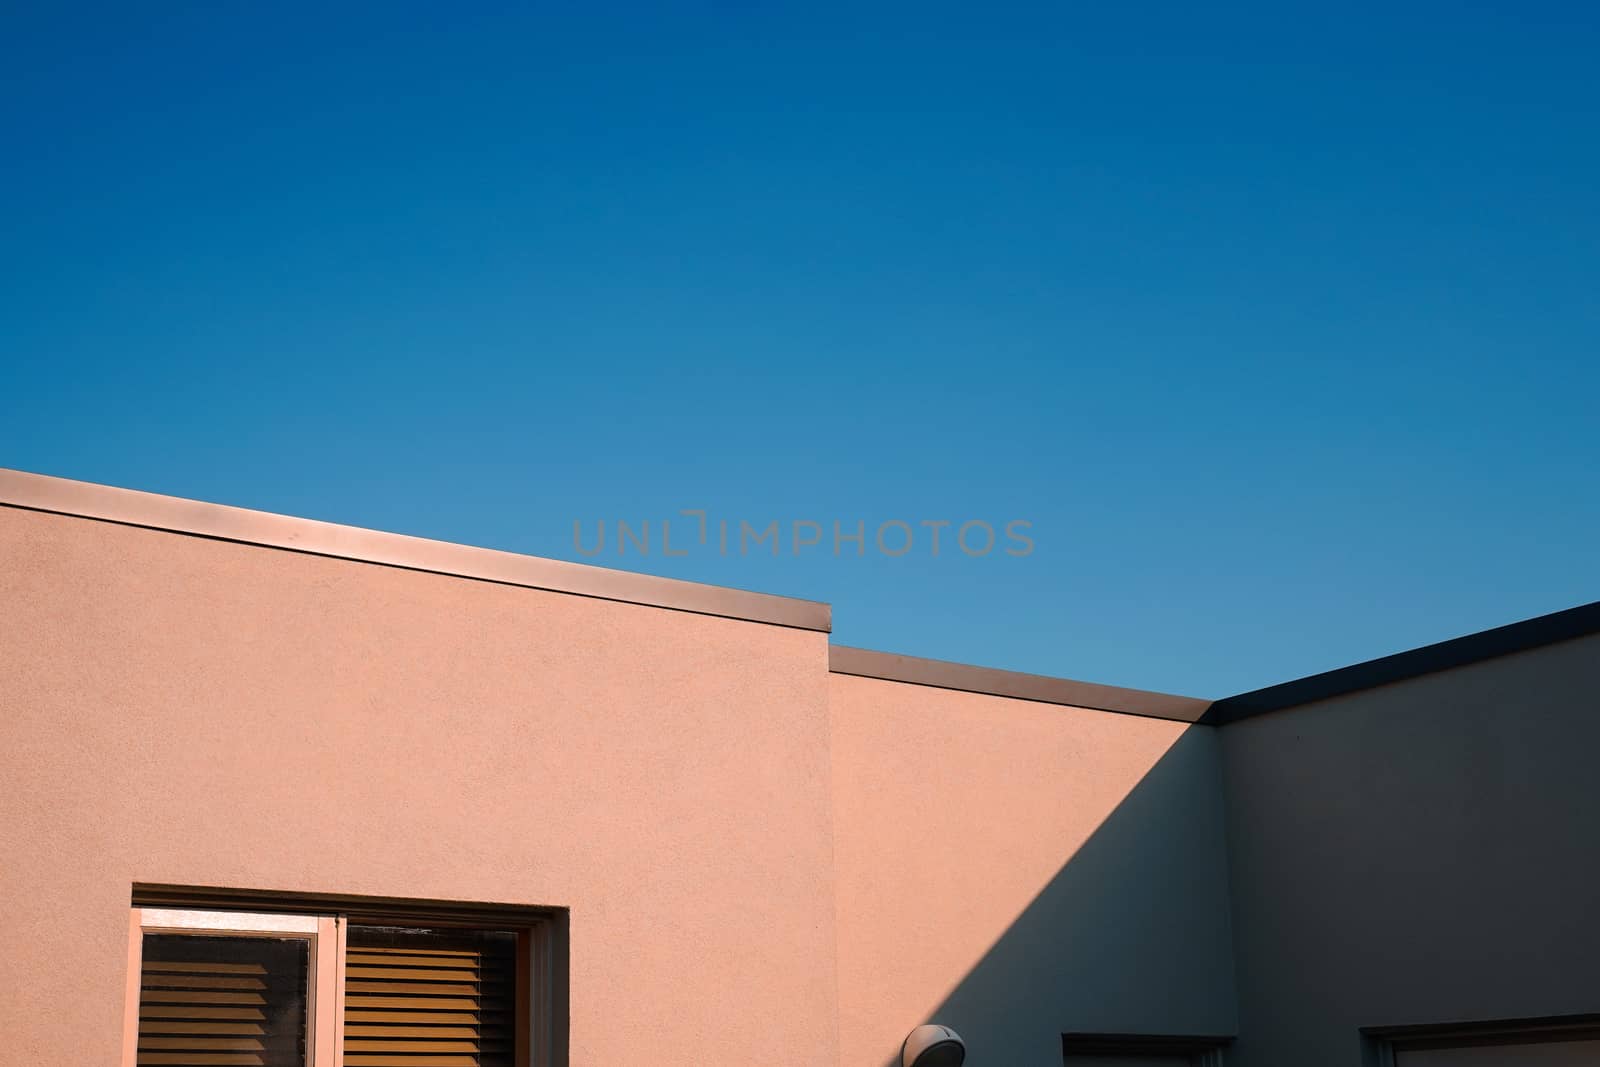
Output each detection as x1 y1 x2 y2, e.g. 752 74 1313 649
875 726 1239 1067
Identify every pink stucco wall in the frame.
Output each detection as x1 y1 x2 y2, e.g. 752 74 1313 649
0 498 1243 1067
830 674 1238 1066
0 507 839 1065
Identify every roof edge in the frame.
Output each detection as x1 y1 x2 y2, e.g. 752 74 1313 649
829 645 1213 723
1206 599 1600 724
0 468 831 632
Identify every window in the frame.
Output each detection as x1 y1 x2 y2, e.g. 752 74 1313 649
344 926 517 1067
1062 1033 1232 1067
123 900 559 1067
1364 1016 1600 1067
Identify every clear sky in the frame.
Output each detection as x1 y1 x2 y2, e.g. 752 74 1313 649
4 2 1597 697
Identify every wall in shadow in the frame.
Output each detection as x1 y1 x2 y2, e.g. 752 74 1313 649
1218 634 1600 1067
882 726 1238 1066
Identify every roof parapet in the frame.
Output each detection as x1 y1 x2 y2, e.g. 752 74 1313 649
830 644 1212 722
0 468 831 632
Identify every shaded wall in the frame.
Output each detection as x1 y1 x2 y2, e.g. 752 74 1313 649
830 674 1238 1066
0 507 840 1065
1219 633 1600 1066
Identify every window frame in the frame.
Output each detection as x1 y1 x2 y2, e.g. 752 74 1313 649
1062 1032 1234 1066
123 896 562 1067
1362 1014 1600 1066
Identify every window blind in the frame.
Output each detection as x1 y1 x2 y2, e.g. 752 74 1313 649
343 926 517 1067
136 934 308 1067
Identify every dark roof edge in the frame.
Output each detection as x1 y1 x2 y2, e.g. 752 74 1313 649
0 468 831 632
1205 599 1600 724
829 645 1213 723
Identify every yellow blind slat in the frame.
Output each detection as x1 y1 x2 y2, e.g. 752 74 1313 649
135 935 307 1067
342 927 516 1067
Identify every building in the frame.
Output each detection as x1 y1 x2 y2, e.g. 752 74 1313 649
2 468 1596 1067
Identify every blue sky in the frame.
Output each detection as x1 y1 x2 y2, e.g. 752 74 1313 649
4 2 1597 697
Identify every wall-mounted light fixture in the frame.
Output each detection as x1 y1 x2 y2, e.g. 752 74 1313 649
903 1024 966 1067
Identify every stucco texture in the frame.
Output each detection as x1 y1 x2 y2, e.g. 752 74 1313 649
829 674 1238 1067
0 507 838 1065
1220 632 1600 1066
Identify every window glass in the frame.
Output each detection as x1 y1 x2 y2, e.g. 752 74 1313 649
138 933 309 1067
